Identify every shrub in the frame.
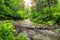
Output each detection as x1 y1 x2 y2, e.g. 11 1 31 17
55 29 60 33
0 20 28 40
0 0 23 19
0 20 15 40
16 33 27 40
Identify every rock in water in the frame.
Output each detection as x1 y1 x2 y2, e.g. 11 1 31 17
14 19 60 40
14 19 35 28
15 27 60 40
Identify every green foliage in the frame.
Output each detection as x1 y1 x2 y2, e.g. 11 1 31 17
0 20 15 40
0 20 28 40
0 0 60 25
16 33 27 40
16 0 59 25
55 29 60 33
0 0 23 19
27 0 60 25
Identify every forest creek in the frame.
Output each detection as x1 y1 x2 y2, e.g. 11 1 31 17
14 19 60 40
0 0 60 40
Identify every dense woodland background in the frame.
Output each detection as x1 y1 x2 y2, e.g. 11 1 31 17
0 0 60 25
